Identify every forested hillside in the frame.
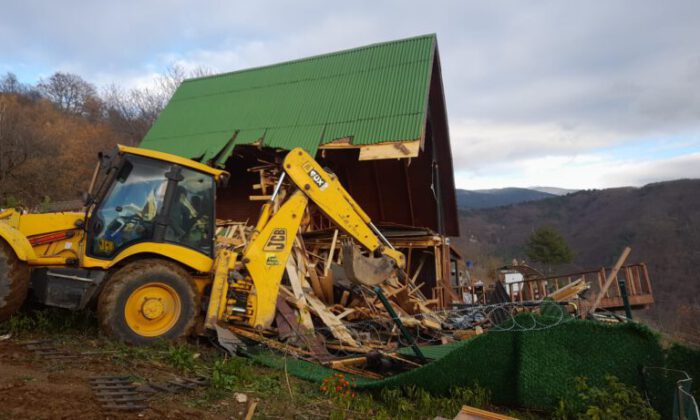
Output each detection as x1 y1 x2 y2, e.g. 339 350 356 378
455 179 700 342
0 68 203 207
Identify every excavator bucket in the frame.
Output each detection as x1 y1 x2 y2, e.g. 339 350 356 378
341 239 395 286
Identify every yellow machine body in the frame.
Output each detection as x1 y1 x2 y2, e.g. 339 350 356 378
0 145 227 274
0 144 404 342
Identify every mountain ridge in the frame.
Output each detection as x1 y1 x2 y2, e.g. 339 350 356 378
456 187 555 209
454 178 700 342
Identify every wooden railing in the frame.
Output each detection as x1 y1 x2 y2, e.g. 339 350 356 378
504 263 654 311
432 285 475 308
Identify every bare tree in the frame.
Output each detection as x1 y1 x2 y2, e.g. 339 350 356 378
101 64 212 145
38 72 100 115
0 73 24 94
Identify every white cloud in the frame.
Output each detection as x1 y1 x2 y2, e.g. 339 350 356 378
449 118 620 171
1 0 699 189
455 152 700 190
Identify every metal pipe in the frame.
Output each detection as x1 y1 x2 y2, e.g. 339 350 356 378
270 172 287 202
374 286 426 363
369 222 394 250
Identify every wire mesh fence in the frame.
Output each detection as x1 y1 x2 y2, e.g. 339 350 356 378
643 367 699 420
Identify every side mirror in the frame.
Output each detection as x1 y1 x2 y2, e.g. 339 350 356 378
82 192 93 206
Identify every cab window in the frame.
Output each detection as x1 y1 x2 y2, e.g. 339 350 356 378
89 155 169 257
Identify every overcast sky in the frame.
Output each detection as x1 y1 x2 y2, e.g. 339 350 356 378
1 0 698 190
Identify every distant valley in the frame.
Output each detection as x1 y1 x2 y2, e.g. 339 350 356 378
453 179 700 342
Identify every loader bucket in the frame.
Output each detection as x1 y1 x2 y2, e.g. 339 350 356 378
342 240 395 286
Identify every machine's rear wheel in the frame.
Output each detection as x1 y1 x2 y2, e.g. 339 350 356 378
0 241 30 322
98 259 199 345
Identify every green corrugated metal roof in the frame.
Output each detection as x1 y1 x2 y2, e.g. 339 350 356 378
140 34 436 163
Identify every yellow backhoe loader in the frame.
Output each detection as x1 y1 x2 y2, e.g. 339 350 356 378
0 146 404 344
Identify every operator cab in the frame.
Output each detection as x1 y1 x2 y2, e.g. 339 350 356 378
86 146 227 260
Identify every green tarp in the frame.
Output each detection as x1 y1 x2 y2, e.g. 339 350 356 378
245 317 671 412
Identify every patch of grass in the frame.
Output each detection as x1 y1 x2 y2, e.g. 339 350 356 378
166 344 199 373
552 375 660 420
202 355 257 401
0 311 36 337
0 307 98 338
374 384 492 419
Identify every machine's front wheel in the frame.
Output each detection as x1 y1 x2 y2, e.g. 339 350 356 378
98 259 199 345
0 241 30 322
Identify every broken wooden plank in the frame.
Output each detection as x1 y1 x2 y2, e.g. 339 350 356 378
589 247 632 315
244 398 259 420
285 258 314 330
323 229 339 277
305 294 360 347
228 326 314 358
339 290 350 307
336 308 356 320
332 365 384 380
326 356 367 369
454 405 518 420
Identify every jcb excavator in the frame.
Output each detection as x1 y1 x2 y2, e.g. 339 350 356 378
0 146 404 344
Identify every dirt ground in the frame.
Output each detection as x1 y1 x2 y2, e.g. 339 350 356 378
0 338 241 419
0 310 533 420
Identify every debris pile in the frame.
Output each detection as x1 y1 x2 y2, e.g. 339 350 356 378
215 219 459 377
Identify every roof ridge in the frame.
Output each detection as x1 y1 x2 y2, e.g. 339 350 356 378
182 33 436 84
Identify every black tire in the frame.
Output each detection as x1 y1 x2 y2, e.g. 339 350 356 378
0 241 30 322
97 259 199 345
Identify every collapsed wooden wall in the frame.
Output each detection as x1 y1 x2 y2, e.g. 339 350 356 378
214 137 465 307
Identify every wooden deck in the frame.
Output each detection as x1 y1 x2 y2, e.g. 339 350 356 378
503 263 654 312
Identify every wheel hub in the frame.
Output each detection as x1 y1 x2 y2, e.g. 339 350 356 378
141 298 164 320
124 282 182 337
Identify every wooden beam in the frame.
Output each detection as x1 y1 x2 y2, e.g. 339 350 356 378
323 229 339 277
358 140 421 161
306 262 325 301
249 195 272 201
589 247 632 315
319 270 334 304
402 159 416 226
411 254 427 284
371 161 385 221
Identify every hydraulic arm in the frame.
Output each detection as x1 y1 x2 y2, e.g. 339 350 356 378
208 148 405 329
